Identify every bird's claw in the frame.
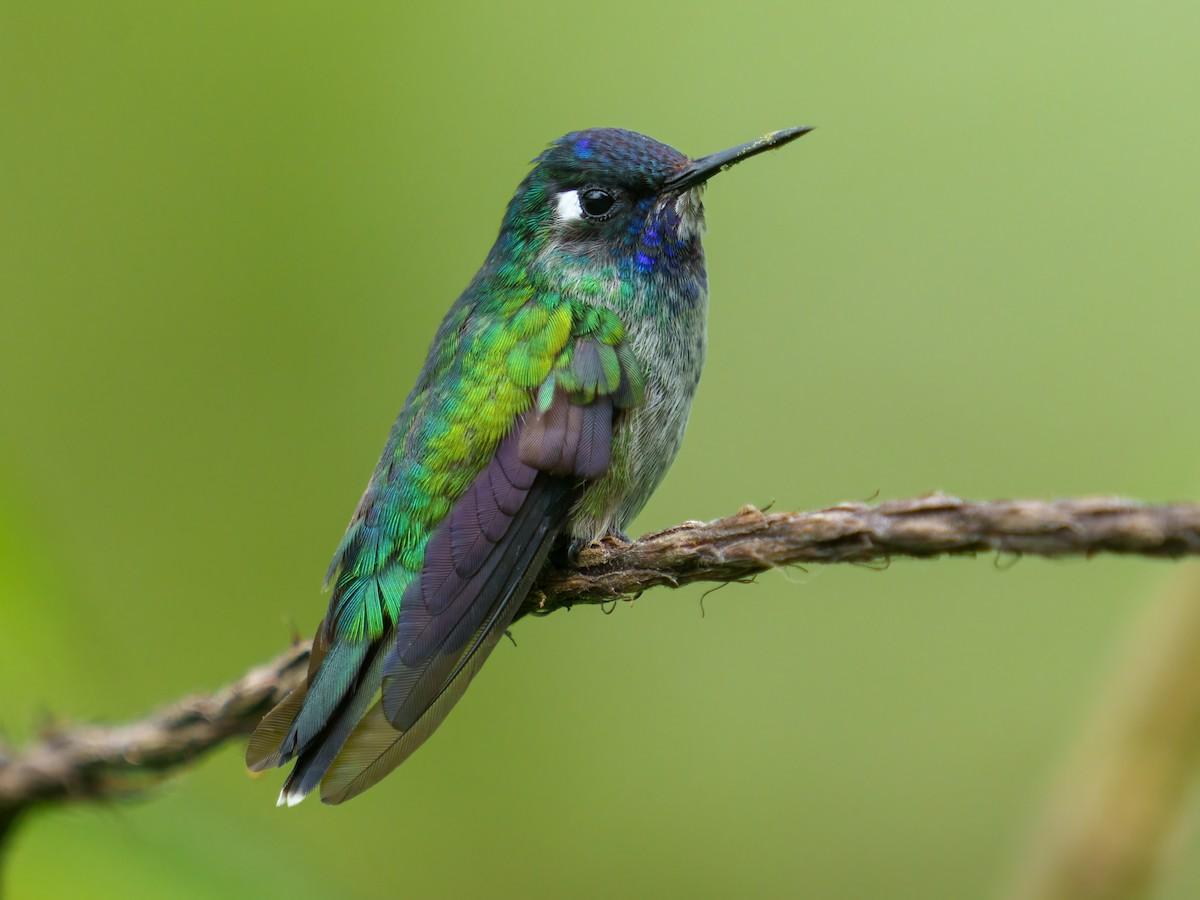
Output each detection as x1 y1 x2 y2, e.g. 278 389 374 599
565 537 588 567
566 529 632 567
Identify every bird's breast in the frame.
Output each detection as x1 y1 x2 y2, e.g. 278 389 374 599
568 274 709 541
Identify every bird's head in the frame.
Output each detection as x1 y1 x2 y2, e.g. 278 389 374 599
497 126 811 278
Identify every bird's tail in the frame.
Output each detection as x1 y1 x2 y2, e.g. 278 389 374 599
245 620 381 807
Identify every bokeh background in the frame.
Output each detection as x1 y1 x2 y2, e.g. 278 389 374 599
3 1 1199 897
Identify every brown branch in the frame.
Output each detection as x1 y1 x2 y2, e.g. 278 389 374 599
537 493 1200 607
0 644 311 840
2 494 1199 839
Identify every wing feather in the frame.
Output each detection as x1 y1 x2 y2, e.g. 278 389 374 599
320 474 568 804
319 387 622 804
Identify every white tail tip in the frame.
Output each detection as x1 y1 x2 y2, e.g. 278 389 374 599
276 787 308 808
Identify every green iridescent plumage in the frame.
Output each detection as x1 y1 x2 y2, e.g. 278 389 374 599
327 294 634 643
247 125 810 806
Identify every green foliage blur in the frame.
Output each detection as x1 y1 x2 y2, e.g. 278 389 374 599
2 1 1199 897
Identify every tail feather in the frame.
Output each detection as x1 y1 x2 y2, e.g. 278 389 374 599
245 683 309 772
277 641 369 763
275 643 388 806
246 624 373 798
246 615 338 771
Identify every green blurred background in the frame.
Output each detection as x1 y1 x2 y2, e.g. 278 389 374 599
2 1 1199 897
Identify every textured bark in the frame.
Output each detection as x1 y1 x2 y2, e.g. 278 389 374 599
3 494 1199 848
535 494 1200 609
0 644 310 838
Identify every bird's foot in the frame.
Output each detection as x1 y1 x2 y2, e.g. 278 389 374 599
564 529 632 567
564 537 589 568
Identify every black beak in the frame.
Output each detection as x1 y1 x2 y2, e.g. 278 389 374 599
662 125 813 192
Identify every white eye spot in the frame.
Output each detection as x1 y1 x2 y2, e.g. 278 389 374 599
555 190 583 222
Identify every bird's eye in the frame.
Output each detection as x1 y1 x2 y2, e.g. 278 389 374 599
580 188 616 220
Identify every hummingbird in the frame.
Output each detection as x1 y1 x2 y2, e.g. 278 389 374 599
246 125 811 806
